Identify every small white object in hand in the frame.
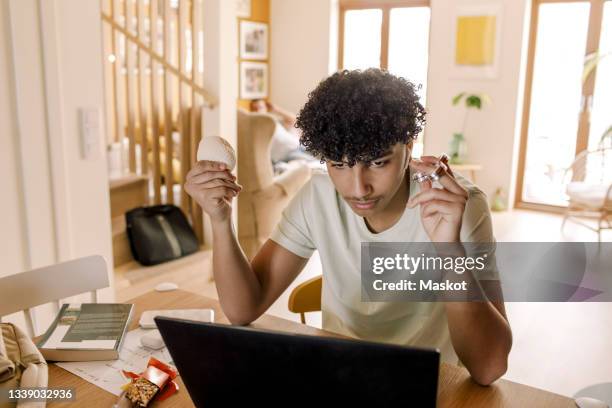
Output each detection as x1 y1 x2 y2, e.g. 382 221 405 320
197 136 236 171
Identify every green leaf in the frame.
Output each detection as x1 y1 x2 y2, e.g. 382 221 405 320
452 92 465 105
583 51 612 83
600 124 612 147
466 95 482 109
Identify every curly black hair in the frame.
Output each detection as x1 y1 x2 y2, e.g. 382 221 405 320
296 68 426 166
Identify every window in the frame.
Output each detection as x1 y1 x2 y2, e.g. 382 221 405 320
339 1 431 158
343 9 383 70
517 0 612 208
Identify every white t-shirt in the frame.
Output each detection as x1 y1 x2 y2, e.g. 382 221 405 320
270 169 496 364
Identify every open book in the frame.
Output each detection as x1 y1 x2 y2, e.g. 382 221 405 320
37 303 134 362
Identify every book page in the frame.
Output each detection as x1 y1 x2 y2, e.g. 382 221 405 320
62 304 131 342
41 303 132 350
41 324 117 349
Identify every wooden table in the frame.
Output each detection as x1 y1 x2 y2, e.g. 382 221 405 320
48 290 574 407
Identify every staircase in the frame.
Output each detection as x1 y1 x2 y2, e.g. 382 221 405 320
101 0 215 266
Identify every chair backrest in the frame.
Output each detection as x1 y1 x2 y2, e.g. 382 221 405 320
0 255 109 337
567 147 612 185
288 275 322 324
236 108 277 193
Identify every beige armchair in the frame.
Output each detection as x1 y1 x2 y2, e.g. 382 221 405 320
237 109 312 259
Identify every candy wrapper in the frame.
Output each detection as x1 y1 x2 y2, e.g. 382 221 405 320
115 357 178 407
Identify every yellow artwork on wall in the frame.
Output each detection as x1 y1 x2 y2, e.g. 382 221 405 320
455 15 497 66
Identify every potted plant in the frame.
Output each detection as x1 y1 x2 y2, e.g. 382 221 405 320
450 92 491 164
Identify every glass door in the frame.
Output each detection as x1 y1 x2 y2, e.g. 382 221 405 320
517 0 610 208
588 1 612 150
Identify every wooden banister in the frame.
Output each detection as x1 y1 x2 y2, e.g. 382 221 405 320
101 13 216 105
102 0 210 244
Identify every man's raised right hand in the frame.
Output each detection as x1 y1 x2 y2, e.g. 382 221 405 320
184 160 242 224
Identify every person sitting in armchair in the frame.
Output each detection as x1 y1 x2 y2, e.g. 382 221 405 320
250 99 316 164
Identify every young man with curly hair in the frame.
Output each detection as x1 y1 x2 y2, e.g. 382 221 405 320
185 69 512 385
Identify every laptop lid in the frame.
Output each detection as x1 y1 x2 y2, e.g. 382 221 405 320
155 317 439 407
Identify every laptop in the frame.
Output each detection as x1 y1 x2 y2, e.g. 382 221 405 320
155 317 440 407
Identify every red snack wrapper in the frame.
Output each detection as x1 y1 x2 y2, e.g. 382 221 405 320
142 366 170 389
156 380 179 402
148 357 178 380
122 357 179 406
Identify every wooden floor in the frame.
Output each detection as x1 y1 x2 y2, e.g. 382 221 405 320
114 249 218 303
113 209 612 400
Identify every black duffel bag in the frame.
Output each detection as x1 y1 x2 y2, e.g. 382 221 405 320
126 205 199 266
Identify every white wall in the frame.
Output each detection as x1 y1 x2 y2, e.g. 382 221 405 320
2 0 58 272
202 0 239 244
0 1 29 275
1 0 113 333
268 0 531 206
270 0 339 114
425 0 530 205
53 0 114 272
203 0 238 143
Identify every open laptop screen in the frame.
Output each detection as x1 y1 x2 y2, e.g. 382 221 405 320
155 317 439 407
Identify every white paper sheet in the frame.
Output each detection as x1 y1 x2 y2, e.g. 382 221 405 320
55 328 176 396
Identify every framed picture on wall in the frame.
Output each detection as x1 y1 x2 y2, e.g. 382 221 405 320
240 21 268 60
450 3 503 79
236 0 251 18
240 61 268 99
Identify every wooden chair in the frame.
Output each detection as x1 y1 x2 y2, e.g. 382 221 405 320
288 275 322 324
0 255 109 338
